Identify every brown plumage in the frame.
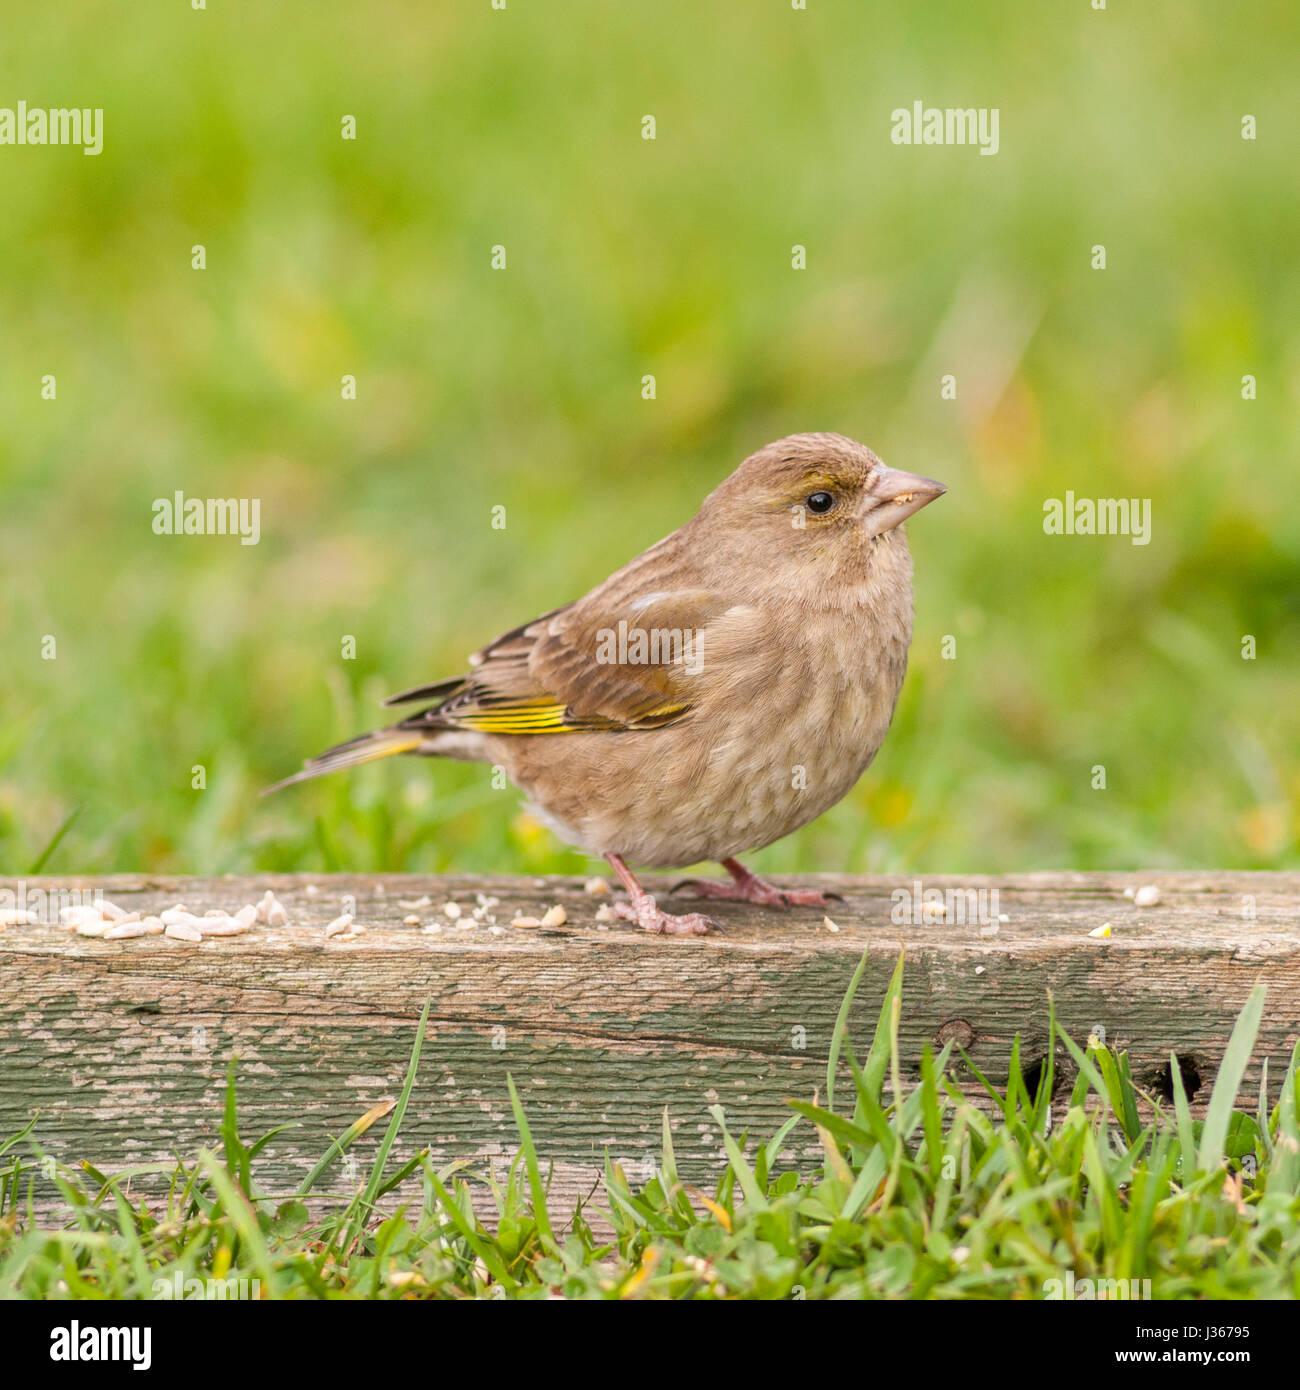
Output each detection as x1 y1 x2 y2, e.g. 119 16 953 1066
267 433 945 934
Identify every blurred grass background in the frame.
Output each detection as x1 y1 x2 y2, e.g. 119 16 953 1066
1 1 1296 877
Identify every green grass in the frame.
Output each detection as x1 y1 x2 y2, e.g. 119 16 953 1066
1 1 1297 878
3 956 1297 1300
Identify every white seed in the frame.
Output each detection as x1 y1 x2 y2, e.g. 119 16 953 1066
490 925 505 935
584 877 611 897
998 913 1009 923
165 921 203 942
823 916 840 933
1088 923 1112 938
421 922 442 935
974 965 986 975
160 907 202 926
255 890 276 924
60 905 103 926
305 884 319 896
105 919 153 939
140 916 166 934
326 914 353 938
233 905 258 928
541 905 566 927
75 919 110 937
204 908 227 918
595 905 616 923
401 895 432 909
442 901 462 919
511 915 541 929
1122 886 1135 899
100 900 130 921
0 909 40 926
265 897 288 927
402 914 421 927
1134 884 1161 908
199 916 249 937
921 903 946 922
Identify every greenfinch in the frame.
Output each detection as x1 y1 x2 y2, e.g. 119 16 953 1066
268 433 945 934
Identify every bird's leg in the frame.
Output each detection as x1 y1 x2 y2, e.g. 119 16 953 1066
605 853 722 936
671 857 843 909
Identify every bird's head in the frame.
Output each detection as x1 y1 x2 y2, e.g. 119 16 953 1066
698 432 946 587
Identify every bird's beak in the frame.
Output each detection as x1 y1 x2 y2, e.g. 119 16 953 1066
863 465 946 537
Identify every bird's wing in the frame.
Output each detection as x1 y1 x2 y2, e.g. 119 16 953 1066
390 590 735 736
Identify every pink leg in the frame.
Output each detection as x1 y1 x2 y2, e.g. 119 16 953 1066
671 857 843 909
606 853 722 936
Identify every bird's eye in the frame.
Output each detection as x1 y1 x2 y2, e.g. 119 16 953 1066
806 491 835 514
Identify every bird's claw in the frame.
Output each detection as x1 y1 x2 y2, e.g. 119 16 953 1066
670 877 842 909
615 895 723 936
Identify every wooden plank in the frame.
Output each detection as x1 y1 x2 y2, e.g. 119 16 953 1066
2 872 1297 1215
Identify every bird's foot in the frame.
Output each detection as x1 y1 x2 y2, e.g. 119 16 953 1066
672 860 843 910
615 893 722 937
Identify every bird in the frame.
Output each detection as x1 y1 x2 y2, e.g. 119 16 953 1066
266 433 945 935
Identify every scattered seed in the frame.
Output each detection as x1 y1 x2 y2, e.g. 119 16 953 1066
325 914 353 938
921 903 947 922
511 915 541 929
233 905 258 928
1088 923 1112 938
823 916 840 933
165 921 202 943
254 891 276 924
140 916 166 934
60 905 103 926
1122 886 1135 899
595 905 616 923
402 914 421 927
584 877 611 897
442 901 462 920
161 908 204 927
305 884 319 896
998 913 1009 923
974 965 986 975
104 919 153 939
0 909 40 926
421 922 442 935
489 925 505 936
75 919 110 937
100 900 131 921
541 905 567 927
1133 884 1161 908
200 916 249 937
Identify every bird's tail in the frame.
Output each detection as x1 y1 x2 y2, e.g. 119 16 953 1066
261 728 424 795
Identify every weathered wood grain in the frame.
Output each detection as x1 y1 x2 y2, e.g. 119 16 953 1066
1 872 1297 1216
